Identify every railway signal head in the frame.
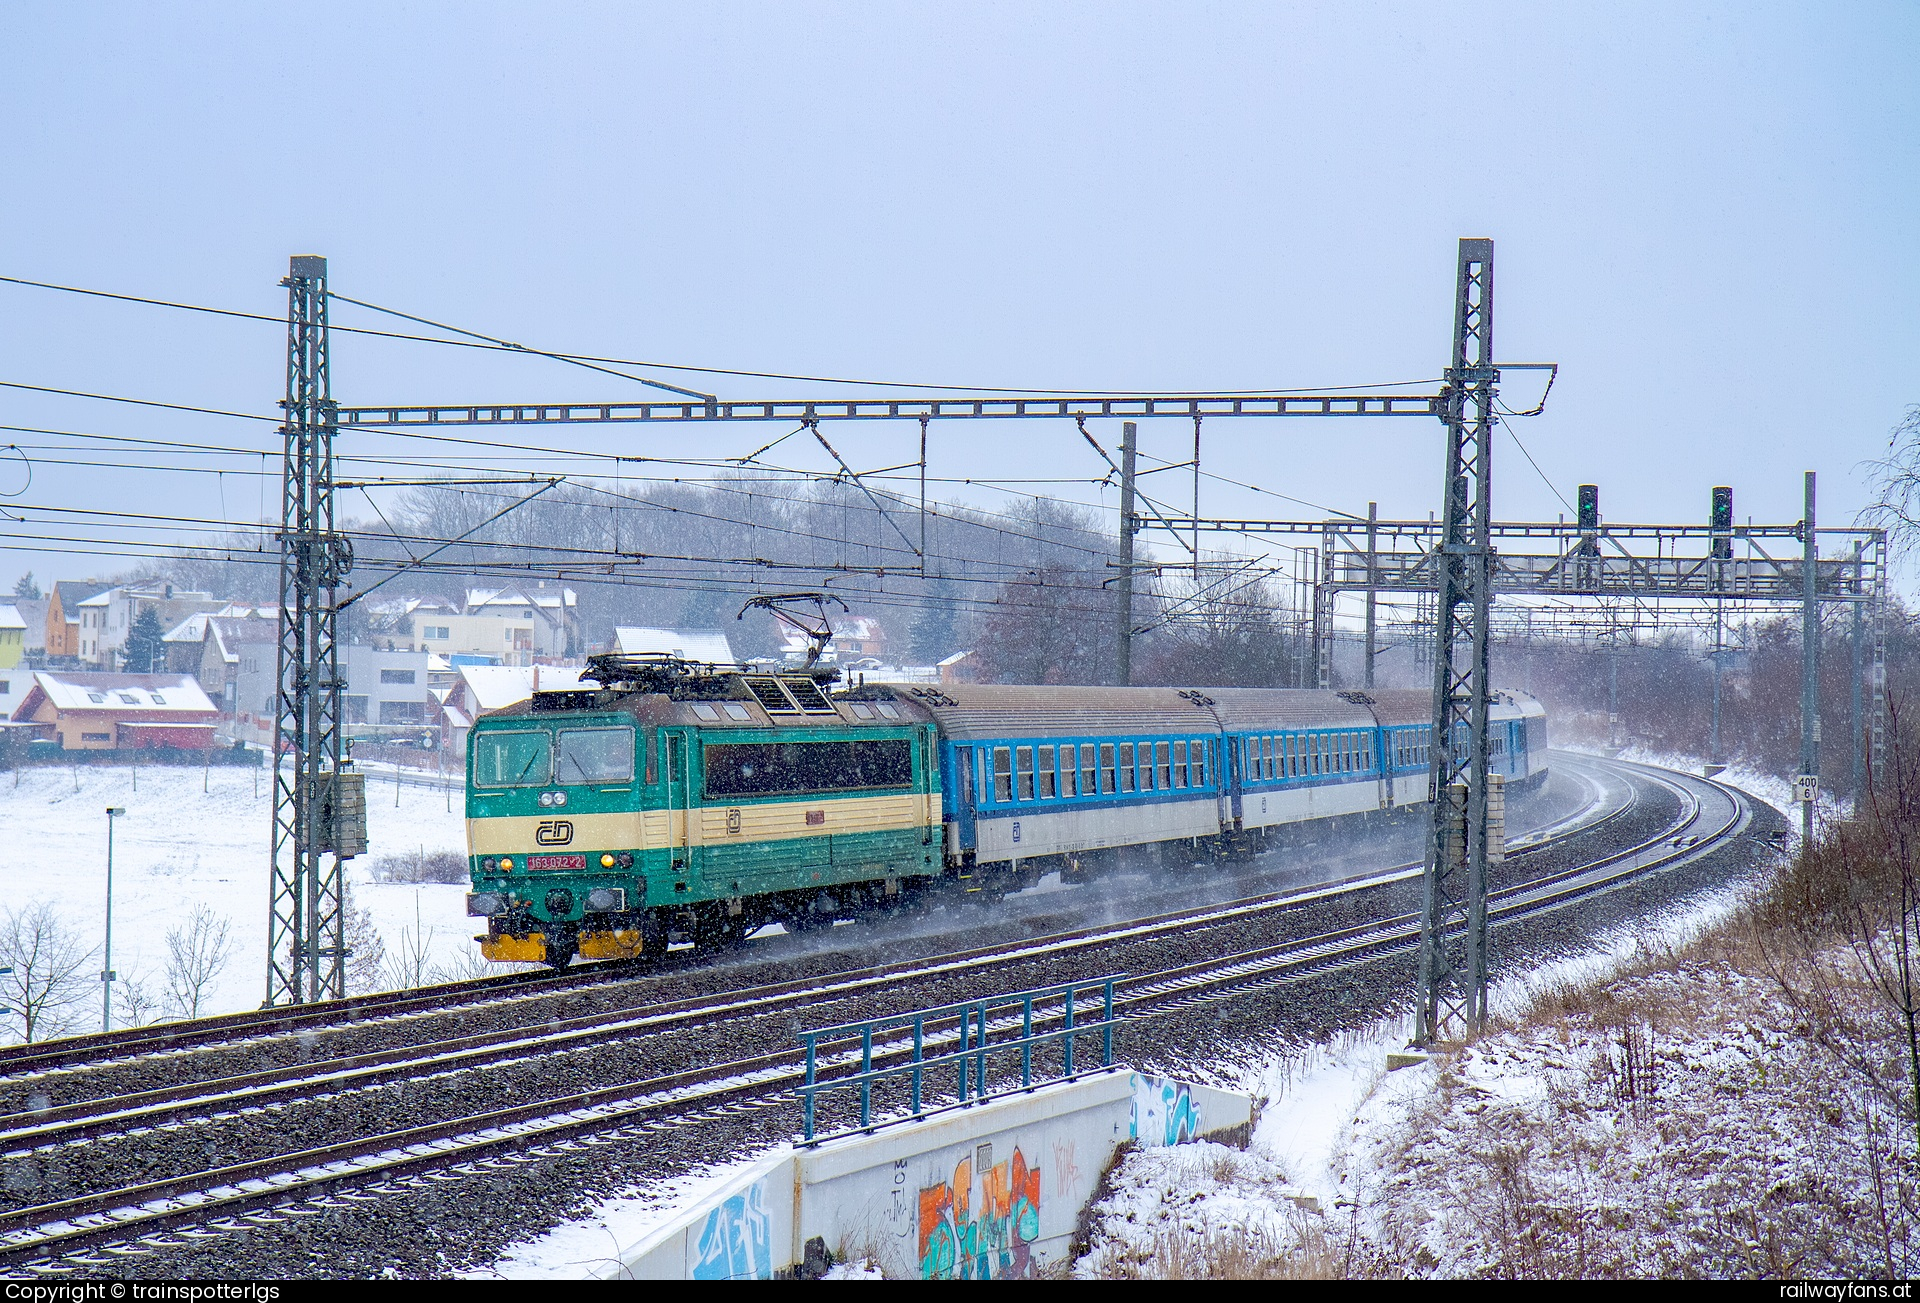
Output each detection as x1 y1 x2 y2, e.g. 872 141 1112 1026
1577 484 1600 558
1711 486 1734 560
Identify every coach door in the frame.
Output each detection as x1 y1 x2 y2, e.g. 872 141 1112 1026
950 745 978 855
1217 737 1238 830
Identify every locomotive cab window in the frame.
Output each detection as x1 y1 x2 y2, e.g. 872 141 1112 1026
473 729 551 786
556 727 634 784
705 739 916 799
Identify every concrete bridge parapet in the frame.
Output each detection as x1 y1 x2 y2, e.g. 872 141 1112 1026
604 1067 1253 1280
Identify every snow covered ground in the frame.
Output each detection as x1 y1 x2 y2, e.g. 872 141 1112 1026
1073 762 1824 1279
0 759 472 1036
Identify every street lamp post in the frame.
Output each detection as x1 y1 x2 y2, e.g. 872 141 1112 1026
102 806 124 1032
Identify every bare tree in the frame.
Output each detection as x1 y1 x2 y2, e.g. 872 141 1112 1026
1136 569 1297 688
381 891 435 991
342 884 386 994
1863 405 1920 555
115 965 162 1028
0 903 94 1043
163 905 233 1020
427 946 495 984
1836 695 1920 1161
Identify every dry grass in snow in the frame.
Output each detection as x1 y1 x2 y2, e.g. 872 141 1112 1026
1348 940 1915 1278
1077 782 1920 1278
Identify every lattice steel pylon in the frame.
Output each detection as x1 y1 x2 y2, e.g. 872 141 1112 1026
1415 238 1498 1046
267 255 354 1006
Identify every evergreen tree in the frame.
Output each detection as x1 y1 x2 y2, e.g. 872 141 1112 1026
908 583 960 664
123 605 167 673
11 572 39 600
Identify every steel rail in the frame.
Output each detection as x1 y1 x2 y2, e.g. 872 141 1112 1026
0 759 1720 1268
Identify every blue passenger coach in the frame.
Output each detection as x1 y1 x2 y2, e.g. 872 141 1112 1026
879 683 1547 882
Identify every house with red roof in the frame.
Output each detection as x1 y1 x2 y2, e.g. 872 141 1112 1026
9 671 220 750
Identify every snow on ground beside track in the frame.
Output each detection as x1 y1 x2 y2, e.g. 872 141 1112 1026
0 761 470 1034
1075 762 1784 1278
1567 743 1816 843
481 1148 787 1279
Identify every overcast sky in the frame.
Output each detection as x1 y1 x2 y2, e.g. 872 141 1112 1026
0 2 1914 596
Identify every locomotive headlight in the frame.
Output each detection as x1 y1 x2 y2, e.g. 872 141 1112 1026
500 857 514 871
481 857 497 872
615 852 634 869
538 792 553 807
600 853 616 868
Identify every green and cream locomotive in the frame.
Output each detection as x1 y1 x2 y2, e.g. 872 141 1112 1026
464 655 941 966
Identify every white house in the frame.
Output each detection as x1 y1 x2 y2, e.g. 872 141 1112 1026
613 627 738 664
441 663 591 756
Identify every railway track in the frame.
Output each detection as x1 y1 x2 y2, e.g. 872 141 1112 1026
0 752 1630 1095
0 754 1740 1274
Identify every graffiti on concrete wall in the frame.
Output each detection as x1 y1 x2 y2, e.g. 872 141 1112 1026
916 1144 1042 1279
1129 1073 1202 1147
692 1179 774 1280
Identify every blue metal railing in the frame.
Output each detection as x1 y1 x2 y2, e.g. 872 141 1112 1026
797 975 1122 1144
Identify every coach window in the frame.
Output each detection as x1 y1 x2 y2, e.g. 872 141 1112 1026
1038 745 1057 799
1267 736 1278 780
1152 740 1169 789
1194 739 1209 787
1140 743 1156 791
1081 745 1098 797
1016 746 1035 801
1117 742 1136 793
993 747 1013 803
1060 744 1077 797
1098 743 1116 794
1171 740 1187 788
